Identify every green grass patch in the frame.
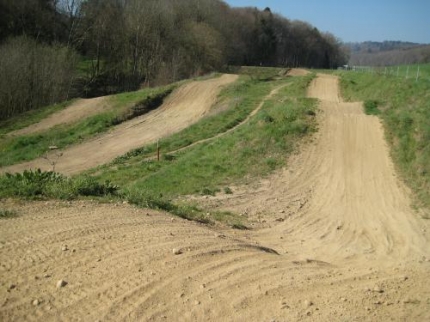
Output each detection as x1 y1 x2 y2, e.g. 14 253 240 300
338 65 430 210
0 209 18 219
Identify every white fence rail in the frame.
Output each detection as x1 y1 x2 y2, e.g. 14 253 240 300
347 65 429 82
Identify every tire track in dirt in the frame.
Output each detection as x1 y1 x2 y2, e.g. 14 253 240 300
1 74 238 176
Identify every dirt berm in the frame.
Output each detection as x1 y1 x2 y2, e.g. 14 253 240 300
1 74 238 175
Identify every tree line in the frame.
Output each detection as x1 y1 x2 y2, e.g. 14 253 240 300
0 0 348 121
346 41 430 66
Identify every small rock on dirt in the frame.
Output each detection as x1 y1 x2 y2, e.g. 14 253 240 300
373 286 384 293
8 284 16 290
304 300 313 308
32 299 40 306
172 248 182 255
56 280 67 288
62 245 68 251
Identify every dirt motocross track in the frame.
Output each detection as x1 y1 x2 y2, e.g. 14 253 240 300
1 74 238 175
1 74 430 321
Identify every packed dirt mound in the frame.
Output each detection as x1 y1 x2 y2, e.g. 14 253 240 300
1 74 238 175
287 68 310 76
1 74 429 321
9 96 110 137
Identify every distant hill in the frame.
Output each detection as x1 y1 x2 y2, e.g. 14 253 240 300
345 41 430 66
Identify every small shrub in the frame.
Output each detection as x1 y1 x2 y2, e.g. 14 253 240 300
0 170 118 199
261 111 274 123
0 169 66 198
364 100 381 115
73 176 119 197
224 187 233 194
201 187 219 196
111 89 173 125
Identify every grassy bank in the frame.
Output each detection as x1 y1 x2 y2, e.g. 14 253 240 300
338 65 430 211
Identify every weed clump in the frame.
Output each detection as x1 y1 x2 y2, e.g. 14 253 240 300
0 169 118 200
0 209 18 219
364 100 381 115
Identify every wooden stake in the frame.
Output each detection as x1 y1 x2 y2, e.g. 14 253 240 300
157 140 160 161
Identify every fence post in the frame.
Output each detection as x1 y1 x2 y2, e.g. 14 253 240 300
416 66 420 82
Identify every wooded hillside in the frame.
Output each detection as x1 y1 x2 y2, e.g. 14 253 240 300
346 41 430 66
0 0 348 120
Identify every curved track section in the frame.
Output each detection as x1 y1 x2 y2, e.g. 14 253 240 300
1 74 238 175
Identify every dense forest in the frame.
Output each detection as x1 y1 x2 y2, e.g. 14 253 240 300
0 0 348 120
346 41 430 66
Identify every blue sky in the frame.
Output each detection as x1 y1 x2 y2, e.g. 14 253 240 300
223 0 430 44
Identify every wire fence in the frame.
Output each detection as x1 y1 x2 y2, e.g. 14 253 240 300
348 65 430 83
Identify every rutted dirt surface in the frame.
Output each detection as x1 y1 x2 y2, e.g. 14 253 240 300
1 74 238 175
8 97 111 137
1 74 430 321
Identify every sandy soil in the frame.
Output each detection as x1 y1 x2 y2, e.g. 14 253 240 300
1 73 429 321
1 74 238 175
8 97 111 137
287 68 310 77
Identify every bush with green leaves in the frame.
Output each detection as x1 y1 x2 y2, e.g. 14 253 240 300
0 169 118 200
